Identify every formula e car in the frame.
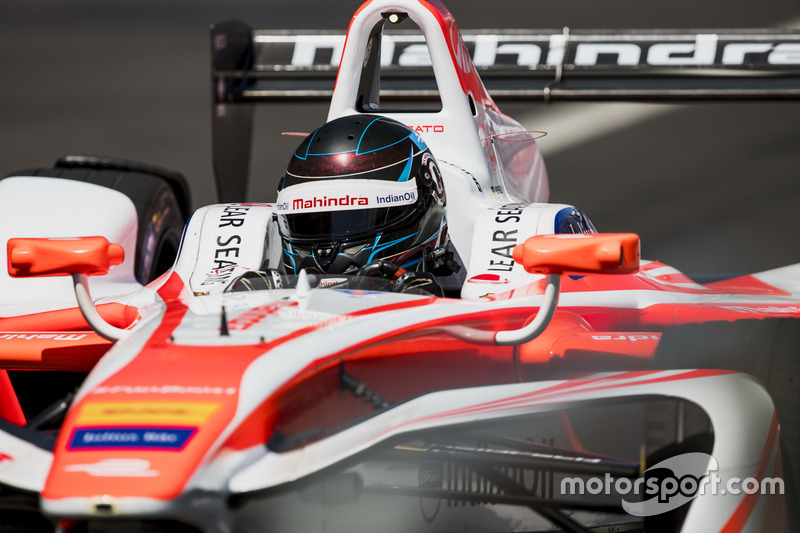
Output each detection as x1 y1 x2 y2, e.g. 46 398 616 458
1 1 800 532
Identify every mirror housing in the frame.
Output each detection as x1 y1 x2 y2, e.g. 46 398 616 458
488 234 640 346
512 233 640 275
8 237 124 278
446 233 642 347
7 237 128 342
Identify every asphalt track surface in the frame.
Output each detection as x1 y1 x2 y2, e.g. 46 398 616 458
1 0 799 275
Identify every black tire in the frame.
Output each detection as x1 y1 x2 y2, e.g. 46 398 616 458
654 318 800 511
0 511 53 533
5 156 189 284
0 487 52 533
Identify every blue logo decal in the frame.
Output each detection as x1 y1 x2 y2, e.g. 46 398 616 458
68 427 197 451
334 289 383 296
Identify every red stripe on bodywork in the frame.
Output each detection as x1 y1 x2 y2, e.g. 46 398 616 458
419 0 496 109
44 320 264 499
219 298 674 454
45 273 445 500
0 332 110 371
0 303 137 331
758 442 788 532
154 270 190 301
0 370 25 425
0 304 137 371
706 275 792 297
332 0 374 95
218 301 540 452
641 303 800 329
487 271 716 302
400 369 734 432
720 413 780 533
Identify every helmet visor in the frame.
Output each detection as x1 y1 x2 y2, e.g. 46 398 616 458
279 205 418 242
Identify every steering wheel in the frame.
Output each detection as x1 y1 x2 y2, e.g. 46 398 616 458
355 260 444 296
354 260 403 281
227 269 284 292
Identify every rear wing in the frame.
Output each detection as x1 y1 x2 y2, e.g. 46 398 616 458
210 24 800 201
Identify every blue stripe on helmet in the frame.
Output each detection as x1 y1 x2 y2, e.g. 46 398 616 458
408 131 428 150
400 258 421 269
294 127 321 161
366 232 417 263
397 145 414 182
283 244 299 274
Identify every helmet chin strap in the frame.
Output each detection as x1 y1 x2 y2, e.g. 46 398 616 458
310 242 340 272
300 242 362 275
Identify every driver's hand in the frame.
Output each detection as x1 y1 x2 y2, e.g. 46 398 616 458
393 271 444 297
227 269 284 292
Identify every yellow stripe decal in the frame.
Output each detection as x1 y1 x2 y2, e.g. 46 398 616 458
77 402 220 425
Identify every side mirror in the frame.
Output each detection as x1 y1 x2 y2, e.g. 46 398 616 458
441 233 642 346
512 233 640 275
7 237 128 342
494 233 640 345
8 237 124 278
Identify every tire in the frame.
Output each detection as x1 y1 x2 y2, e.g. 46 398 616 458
654 318 800 511
5 156 189 284
0 511 53 533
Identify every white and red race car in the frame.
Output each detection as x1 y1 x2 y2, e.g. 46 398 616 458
1 1 799 532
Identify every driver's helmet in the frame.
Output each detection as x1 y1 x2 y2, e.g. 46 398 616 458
276 114 447 275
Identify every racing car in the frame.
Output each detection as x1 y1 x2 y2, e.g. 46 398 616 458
1 0 799 531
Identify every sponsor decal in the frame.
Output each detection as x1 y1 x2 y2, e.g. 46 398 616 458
277 179 419 214
0 453 12 463
257 33 800 69
408 125 445 133
91 385 237 396
467 273 510 285
68 427 197 451
226 302 339 331
478 114 497 172
0 333 87 341
289 195 369 211
376 191 416 205
720 305 800 314
228 304 281 331
277 308 340 323
316 277 348 288
336 289 383 296
449 19 473 75
591 334 661 342
65 458 159 478
213 234 242 264
202 234 245 286
201 265 244 286
218 204 250 228
76 402 219 426
487 205 525 273
201 204 252 286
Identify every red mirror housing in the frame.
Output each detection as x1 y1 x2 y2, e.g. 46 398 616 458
8 237 124 278
512 233 640 275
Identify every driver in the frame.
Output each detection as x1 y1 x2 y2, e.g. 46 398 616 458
264 114 460 295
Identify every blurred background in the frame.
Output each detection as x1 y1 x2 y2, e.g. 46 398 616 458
1 0 798 275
